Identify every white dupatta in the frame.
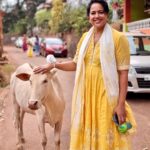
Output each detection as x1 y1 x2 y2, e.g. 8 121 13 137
71 23 119 127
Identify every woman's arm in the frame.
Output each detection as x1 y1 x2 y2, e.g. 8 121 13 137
33 60 77 74
55 60 77 71
114 69 128 124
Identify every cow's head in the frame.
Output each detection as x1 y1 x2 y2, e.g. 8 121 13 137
16 63 56 110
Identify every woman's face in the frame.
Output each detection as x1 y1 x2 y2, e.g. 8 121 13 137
89 3 108 30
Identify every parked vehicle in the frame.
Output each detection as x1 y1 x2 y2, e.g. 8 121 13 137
126 32 150 93
15 37 23 48
40 38 68 57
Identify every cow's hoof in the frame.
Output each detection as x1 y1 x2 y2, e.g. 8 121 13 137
17 144 24 150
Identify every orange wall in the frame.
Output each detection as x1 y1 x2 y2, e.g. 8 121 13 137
124 0 131 23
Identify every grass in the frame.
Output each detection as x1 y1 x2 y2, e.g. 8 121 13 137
0 64 15 88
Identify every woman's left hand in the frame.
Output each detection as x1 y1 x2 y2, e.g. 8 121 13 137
113 103 126 125
33 63 53 74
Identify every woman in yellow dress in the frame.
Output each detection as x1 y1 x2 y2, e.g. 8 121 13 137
34 0 136 149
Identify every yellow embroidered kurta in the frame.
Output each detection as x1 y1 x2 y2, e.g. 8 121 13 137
70 29 136 150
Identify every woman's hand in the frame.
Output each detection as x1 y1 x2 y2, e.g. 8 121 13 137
114 70 128 125
113 103 126 125
33 63 53 74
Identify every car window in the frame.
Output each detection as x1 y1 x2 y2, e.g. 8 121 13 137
127 35 150 56
46 38 63 45
143 37 150 52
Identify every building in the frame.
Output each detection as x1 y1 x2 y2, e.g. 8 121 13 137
124 0 150 34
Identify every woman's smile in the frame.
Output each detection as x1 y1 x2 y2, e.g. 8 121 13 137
89 3 108 30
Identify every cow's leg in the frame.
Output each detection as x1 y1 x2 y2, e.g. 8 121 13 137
20 109 25 143
39 122 47 150
36 110 47 150
13 101 24 150
54 120 62 150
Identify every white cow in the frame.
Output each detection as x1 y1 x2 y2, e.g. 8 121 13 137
10 63 65 150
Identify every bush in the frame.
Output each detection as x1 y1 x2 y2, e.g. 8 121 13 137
35 9 51 30
13 19 28 35
0 64 15 88
58 4 90 36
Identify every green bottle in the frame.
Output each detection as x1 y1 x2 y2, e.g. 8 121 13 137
118 122 132 133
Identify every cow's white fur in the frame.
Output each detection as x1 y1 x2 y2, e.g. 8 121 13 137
10 63 65 150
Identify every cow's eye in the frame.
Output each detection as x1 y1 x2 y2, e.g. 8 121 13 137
43 79 48 84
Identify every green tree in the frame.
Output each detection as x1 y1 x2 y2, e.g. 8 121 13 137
3 0 45 34
58 4 74 33
14 18 28 34
35 9 51 31
49 0 64 33
71 5 90 35
58 4 90 35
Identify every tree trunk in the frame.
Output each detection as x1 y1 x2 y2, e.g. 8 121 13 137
0 38 3 58
0 10 4 58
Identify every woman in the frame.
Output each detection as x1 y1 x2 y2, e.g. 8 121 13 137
34 35 40 56
34 0 136 149
22 34 28 52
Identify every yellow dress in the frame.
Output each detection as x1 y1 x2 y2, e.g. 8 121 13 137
70 29 136 150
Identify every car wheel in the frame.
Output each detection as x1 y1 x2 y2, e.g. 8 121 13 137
62 53 67 58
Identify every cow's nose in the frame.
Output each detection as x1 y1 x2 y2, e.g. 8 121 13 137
28 101 38 110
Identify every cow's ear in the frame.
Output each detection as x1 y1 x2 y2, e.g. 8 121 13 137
16 73 30 81
15 63 33 81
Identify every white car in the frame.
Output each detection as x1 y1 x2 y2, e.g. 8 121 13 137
15 37 23 48
126 32 150 93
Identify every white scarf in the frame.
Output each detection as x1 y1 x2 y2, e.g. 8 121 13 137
71 23 119 127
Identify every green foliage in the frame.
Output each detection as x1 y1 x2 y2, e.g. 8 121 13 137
71 5 90 35
13 18 28 34
3 0 45 34
54 4 90 35
111 0 123 4
108 6 113 23
3 8 26 33
3 0 114 36
0 64 15 88
49 0 64 33
58 5 73 33
35 9 51 26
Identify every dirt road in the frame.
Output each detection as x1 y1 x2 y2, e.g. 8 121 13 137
0 46 150 150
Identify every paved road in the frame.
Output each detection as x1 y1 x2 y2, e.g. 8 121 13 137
0 46 150 150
